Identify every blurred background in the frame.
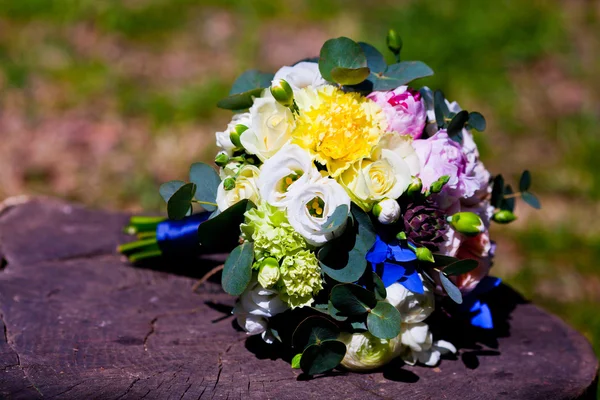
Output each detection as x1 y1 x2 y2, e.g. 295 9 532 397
0 0 598 364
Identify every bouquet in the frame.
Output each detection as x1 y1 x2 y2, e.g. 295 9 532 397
120 31 540 375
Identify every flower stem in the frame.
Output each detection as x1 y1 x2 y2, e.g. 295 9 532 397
502 192 523 199
191 200 218 207
118 238 159 255
129 249 163 263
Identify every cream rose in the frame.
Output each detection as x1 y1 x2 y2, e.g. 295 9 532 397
257 143 317 207
215 112 251 156
386 275 434 323
285 175 351 246
339 331 403 371
216 165 261 211
240 93 295 161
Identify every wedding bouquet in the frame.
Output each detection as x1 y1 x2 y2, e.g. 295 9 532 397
120 31 540 375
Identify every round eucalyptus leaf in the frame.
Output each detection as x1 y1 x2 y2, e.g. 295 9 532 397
189 162 220 211
330 284 377 316
221 241 254 296
159 180 185 203
300 340 346 376
366 301 401 339
292 316 340 351
167 182 196 220
319 37 367 83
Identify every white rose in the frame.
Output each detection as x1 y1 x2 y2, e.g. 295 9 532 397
386 276 434 323
339 331 403 371
233 280 288 342
216 165 261 211
273 62 327 91
373 198 401 224
215 112 251 156
258 143 317 207
399 322 456 367
285 175 351 246
240 93 295 161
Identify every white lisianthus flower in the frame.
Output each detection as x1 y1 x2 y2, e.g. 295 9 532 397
258 143 317 207
339 331 403 371
373 198 401 224
285 175 351 246
233 280 288 343
216 165 261 211
273 62 327 91
386 275 434 323
215 112 251 156
240 92 295 161
399 322 456 366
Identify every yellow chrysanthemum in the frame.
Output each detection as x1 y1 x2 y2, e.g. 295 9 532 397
292 86 387 177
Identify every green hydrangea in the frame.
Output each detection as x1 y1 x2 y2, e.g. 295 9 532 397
279 250 323 308
241 202 306 261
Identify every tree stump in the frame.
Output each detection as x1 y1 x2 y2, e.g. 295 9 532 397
0 198 597 400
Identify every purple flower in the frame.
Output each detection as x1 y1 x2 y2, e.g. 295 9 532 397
368 86 426 139
412 130 481 209
366 236 424 294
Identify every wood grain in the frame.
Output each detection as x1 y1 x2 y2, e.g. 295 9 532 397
0 198 597 399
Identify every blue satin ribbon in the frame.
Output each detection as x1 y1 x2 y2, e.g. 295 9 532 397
156 212 210 255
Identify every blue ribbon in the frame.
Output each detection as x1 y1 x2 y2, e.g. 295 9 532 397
156 212 210 255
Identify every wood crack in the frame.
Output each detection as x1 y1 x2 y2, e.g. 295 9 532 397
143 317 158 352
115 377 141 400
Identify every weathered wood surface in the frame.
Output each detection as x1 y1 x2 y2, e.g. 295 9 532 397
0 198 597 400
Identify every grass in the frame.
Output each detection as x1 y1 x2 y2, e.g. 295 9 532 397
0 0 598 390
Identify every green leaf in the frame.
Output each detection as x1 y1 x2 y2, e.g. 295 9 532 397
327 301 348 322
468 111 486 131
221 241 254 296
189 163 220 211
447 110 469 138
291 354 302 369
350 320 368 332
293 316 340 351
501 184 515 212
370 61 434 91
433 254 459 267
522 191 541 210
159 180 185 203
439 272 462 304
198 199 254 251
330 66 371 86
321 204 349 233
358 42 387 74
319 37 368 84
329 284 377 316
434 90 448 127
443 259 479 276
167 182 196 220
229 70 274 95
217 87 263 111
366 301 401 339
519 170 531 192
317 204 376 283
367 272 387 301
491 174 505 209
300 340 346 375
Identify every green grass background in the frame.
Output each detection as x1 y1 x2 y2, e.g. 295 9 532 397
0 0 598 388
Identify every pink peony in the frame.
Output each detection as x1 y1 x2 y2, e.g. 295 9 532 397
368 86 426 138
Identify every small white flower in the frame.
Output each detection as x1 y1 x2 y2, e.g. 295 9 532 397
385 275 434 323
240 93 295 161
399 322 457 367
215 113 251 156
216 165 261 211
257 143 317 207
285 174 351 246
273 62 327 91
373 198 401 225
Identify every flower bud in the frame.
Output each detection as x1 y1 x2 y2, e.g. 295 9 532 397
396 231 407 241
229 124 247 148
214 151 229 167
270 79 294 108
257 257 281 289
416 247 434 263
430 175 450 194
372 198 400 225
492 210 517 224
450 212 485 237
386 29 403 56
406 176 423 196
223 177 236 191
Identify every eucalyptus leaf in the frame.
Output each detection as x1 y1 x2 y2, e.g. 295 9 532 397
519 170 531 192
217 87 263 111
350 320 368 332
221 241 254 296
366 301 402 339
434 90 448 128
300 340 346 375
229 70 274 95
439 272 463 304
328 300 348 322
433 254 460 267
167 182 196 220
468 111 486 131
447 110 469 138
491 174 505 209
292 316 340 351
443 259 479 276
319 37 368 84
370 61 434 91
522 191 541 210
331 67 371 86
198 199 254 251
321 204 349 234
367 272 387 301
501 184 515 212
330 284 377 316
189 162 220 211
159 180 185 203
358 42 387 74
